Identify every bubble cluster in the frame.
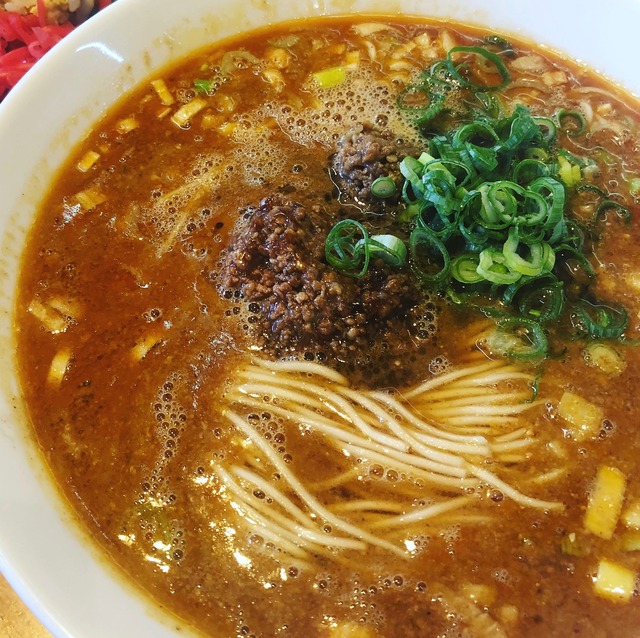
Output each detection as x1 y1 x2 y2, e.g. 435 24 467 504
261 67 421 150
153 373 187 461
140 153 227 251
245 409 293 464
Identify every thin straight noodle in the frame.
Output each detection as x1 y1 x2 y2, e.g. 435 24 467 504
232 466 325 530
493 427 531 442
239 378 411 452
414 391 534 408
231 393 466 476
309 467 362 491
329 500 407 514
367 495 475 530
490 438 535 453
341 443 476 489
430 415 520 427
253 357 349 385
367 391 492 449
219 469 321 559
232 466 405 550
338 386 470 468
423 401 540 417
404 360 507 398
469 465 563 510
224 410 407 556
220 467 366 557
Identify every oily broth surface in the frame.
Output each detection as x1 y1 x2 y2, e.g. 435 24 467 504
14 17 640 638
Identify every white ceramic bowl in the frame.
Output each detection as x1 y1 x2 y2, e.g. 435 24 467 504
1 1 640 636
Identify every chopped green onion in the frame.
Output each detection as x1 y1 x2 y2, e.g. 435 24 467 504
397 83 445 124
574 301 628 339
557 108 587 137
487 317 548 359
356 234 407 268
370 177 397 199
312 66 347 89
325 219 370 278
595 200 631 224
450 253 484 284
482 35 514 53
518 281 564 322
558 154 582 188
446 46 510 92
194 79 215 94
325 220 407 277
477 249 521 285
409 226 451 287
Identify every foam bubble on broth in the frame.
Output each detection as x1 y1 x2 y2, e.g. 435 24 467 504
140 152 229 250
261 66 422 149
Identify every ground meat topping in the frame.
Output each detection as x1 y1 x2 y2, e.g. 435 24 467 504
331 123 419 212
216 195 427 378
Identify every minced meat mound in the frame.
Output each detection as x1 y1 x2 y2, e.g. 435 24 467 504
216 195 426 379
331 124 419 212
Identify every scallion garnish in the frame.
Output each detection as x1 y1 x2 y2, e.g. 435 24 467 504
574 301 628 339
325 47 633 359
370 176 397 199
487 317 548 360
557 108 587 137
446 46 511 92
324 219 406 277
595 200 631 224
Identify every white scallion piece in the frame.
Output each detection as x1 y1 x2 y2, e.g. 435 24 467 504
171 98 207 128
76 150 100 173
47 349 72 386
151 78 175 106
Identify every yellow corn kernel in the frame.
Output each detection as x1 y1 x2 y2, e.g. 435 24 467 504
621 530 640 552
151 78 175 106
593 559 636 602
584 465 627 540
557 391 604 441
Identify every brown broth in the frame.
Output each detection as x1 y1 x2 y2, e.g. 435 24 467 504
14 16 640 638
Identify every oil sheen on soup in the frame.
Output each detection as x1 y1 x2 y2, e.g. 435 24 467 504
14 16 640 638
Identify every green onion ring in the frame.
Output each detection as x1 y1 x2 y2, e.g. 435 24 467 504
371 177 397 199
409 226 451 287
488 317 548 359
446 46 511 92
557 108 587 137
